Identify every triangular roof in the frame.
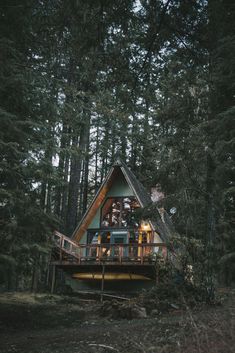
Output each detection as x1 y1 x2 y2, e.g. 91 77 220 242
119 160 152 207
72 159 175 243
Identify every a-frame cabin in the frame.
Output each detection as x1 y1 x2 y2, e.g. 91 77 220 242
51 159 175 292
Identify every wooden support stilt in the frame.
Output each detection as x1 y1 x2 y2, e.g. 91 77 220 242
101 264 105 303
46 255 51 287
51 265 56 294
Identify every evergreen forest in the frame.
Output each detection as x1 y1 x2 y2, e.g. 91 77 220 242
0 0 234 291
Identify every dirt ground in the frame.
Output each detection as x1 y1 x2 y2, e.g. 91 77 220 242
0 289 234 353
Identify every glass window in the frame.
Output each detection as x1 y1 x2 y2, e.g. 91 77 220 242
101 197 140 228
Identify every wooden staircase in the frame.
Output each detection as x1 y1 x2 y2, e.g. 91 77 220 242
53 231 81 262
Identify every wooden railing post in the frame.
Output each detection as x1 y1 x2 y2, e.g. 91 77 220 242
89 246 92 258
138 233 142 258
59 236 63 262
78 246 81 264
141 244 143 264
119 245 122 263
98 244 101 263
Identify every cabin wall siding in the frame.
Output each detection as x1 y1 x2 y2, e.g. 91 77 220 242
80 231 87 244
154 232 162 243
89 211 101 228
106 172 134 197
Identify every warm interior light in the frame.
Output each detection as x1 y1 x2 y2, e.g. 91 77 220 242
141 221 150 231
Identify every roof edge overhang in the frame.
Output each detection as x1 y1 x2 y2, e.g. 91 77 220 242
120 166 144 208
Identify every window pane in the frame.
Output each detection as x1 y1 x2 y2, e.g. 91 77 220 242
101 197 140 228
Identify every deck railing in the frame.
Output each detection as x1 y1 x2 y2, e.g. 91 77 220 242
53 231 166 264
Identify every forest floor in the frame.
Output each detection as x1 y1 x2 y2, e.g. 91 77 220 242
0 288 234 353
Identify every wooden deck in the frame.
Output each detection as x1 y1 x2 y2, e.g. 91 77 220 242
49 231 168 294
52 231 166 266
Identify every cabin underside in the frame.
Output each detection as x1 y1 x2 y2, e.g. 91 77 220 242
50 262 159 295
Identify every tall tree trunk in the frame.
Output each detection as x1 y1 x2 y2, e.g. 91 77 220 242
130 112 138 169
82 116 91 214
54 123 69 217
31 254 40 293
40 182 47 211
110 119 116 163
205 0 222 298
61 148 70 229
120 117 127 162
66 115 90 235
40 144 53 212
94 124 100 192
46 182 52 214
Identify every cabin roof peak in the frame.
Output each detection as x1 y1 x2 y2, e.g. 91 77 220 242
112 158 122 167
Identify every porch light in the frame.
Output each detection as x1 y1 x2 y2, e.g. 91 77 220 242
141 221 151 231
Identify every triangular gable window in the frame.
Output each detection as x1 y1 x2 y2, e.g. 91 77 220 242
101 196 140 228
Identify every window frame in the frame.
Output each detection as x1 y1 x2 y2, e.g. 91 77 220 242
100 196 140 229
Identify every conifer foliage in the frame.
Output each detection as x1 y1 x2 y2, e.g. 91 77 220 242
0 0 234 289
